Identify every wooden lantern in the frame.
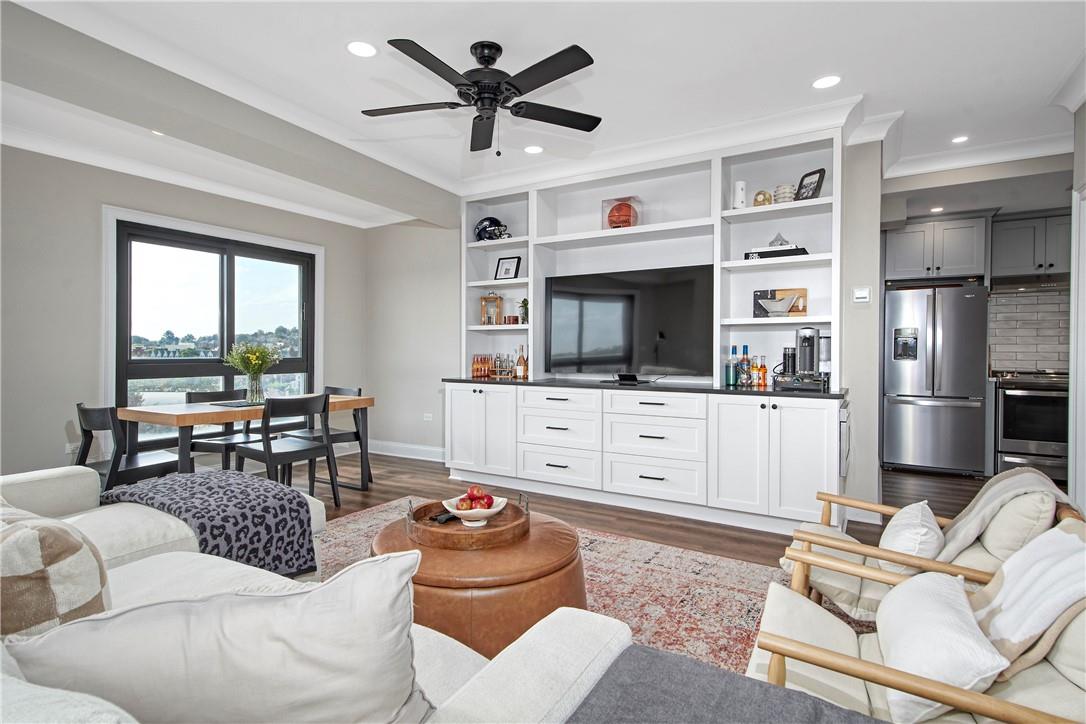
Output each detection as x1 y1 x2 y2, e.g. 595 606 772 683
480 293 503 325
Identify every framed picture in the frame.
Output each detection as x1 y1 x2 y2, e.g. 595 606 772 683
494 256 521 280
795 168 825 201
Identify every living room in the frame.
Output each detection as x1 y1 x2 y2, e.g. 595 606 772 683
2 2 1085 722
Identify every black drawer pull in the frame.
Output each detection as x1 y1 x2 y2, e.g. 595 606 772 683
638 401 665 406
639 434 666 440
545 397 569 401
545 426 569 431
545 463 569 469
639 474 666 481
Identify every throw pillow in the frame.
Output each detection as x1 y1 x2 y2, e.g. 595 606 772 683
876 501 944 574
877 572 1008 723
970 517 1086 680
6 551 433 724
978 491 1056 561
0 504 110 637
2 645 137 724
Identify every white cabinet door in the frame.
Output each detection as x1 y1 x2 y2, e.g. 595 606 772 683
707 396 769 514
478 386 517 476
769 397 838 522
445 384 480 469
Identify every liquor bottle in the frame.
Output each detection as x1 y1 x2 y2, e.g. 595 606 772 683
739 344 751 386
751 354 762 387
758 356 768 388
516 345 527 379
724 345 738 387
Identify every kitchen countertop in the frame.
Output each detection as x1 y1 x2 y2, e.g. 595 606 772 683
441 377 848 400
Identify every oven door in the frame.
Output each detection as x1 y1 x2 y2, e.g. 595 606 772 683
997 388 1069 457
997 453 1067 483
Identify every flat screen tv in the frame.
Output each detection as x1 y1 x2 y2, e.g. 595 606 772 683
544 265 713 377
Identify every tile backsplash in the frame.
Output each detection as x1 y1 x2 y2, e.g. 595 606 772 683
988 289 1070 371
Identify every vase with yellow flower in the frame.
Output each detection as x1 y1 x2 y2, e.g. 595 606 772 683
224 342 282 404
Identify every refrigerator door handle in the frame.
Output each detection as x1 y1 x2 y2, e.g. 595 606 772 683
934 293 943 394
887 397 983 408
925 292 935 393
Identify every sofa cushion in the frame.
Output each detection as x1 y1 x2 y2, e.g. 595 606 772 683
978 491 1055 561
6 551 433 724
1 668 137 724
977 659 1085 724
0 467 101 519
877 573 1007 723
747 583 870 716
411 624 488 707
949 541 1003 574
857 632 891 722
877 501 945 574
1047 607 1085 689
780 523 878 622
62 503 197 569
0 505 110 637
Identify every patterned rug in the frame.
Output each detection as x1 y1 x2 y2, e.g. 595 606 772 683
319 496 796 671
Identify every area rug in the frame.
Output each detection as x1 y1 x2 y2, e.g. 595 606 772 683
319 497 821 672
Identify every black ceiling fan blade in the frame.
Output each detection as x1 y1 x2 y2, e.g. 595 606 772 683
503 45 593 97
388 39 472 89
510 101 601 132
470 114 495 152
361 102 462 117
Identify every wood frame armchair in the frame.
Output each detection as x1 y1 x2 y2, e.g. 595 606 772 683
757 546 1075 724
813 491 1083 530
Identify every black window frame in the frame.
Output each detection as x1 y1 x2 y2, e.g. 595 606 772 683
116 221 316 449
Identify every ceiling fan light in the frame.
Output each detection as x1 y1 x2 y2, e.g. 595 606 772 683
347 41 377 58
524 145 543 154
930 207 944 213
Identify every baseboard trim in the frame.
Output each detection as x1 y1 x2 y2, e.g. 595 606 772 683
338 440 444 462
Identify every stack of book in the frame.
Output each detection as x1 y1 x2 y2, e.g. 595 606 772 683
743 244 808 260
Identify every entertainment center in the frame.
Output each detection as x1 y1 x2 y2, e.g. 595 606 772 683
448 127 849 534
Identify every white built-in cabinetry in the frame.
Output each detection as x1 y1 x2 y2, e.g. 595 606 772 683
443 384 517 477
884 218 986 280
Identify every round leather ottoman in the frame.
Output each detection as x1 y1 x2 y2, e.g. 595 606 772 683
371 511 586 658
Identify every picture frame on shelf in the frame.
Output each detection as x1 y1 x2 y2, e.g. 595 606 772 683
494 256 521 280
795 169 825 200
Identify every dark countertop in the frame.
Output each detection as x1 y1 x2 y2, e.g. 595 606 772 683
441 377 848 400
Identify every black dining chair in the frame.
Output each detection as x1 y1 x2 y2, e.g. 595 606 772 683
185 389 273 470
75 403 181 491
234 393 341 507
280 385 372 491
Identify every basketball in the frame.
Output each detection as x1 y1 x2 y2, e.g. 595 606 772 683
607 201 638 228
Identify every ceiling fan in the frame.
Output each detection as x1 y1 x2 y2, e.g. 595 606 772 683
362 39 601 152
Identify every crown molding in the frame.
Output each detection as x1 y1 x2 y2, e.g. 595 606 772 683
884 132 1074 180
1050 54 1085 113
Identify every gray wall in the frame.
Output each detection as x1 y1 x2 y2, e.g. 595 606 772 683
362 221 460 454
841 141 884 510
1076 105 1085 193
0 146 369 473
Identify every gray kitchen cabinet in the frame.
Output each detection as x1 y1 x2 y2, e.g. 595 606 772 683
885 223 934 279
885 218 985 280
992 219 1045 276
934 218 986 276
990 214 1071 277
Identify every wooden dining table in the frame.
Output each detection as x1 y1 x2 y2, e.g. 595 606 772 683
117 394 376 484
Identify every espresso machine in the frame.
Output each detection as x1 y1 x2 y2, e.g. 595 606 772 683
774 327 830 392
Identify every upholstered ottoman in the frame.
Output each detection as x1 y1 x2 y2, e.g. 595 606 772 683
372 512 587 658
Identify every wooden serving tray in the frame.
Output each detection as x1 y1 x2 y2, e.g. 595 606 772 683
406 498 530 551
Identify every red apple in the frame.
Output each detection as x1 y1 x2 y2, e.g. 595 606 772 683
471 499 489 510
466 484 485 500
481 494 494 509
455 497 472 511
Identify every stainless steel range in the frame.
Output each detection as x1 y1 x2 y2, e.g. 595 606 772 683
994 370 1069 481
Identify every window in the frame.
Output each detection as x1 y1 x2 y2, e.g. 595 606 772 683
549 292 634 372
117 221 315 446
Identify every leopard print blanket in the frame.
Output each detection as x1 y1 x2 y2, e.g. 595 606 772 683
101 470 316 577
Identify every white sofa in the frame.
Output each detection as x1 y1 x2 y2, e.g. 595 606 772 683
0 465 327 577
0 466 634 722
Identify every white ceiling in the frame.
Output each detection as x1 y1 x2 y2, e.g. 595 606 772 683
20 2 1086 196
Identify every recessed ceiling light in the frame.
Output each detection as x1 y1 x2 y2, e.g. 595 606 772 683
150 129 165 136
346 41 377 58
812 75 841 89
930 207 944 213
524 145 543 154
951 135 968 144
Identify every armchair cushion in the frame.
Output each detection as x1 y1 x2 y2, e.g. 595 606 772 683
948 542 1002 576
978 659 1085 724
978 491 1056 561
877 501 944 575
0 467 101 518
62 503 197 569
1047 607 1085 689
780 523 884 621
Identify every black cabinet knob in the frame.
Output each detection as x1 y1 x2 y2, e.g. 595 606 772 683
760 403 767 409
1048 263 1054 268
926 267 932 272
771 403 778 410
935 266 941 271
1037 264 1044 269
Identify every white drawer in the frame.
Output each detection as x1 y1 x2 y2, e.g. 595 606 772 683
519 386 601 412
603 414 706 461
603 390 707 419
518 409 601 451
603 453 707 505
518 443 602 490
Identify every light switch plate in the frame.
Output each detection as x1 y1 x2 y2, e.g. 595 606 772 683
852 286 872 304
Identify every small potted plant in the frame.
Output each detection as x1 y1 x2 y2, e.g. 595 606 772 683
224 342 282 403
519 298 529 324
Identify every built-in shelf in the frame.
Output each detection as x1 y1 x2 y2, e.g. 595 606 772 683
466 278 529 288
535 217 715 250
721 197 832 224
466 324 529 332
466 235 529 251
720 315 833 326
720 252 833 271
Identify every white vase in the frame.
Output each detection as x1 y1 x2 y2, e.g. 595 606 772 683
732 181 747 209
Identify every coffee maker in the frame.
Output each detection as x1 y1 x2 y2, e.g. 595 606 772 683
773 327 830 392
795 327 819 374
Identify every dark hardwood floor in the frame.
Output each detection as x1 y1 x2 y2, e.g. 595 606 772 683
289 455 987 566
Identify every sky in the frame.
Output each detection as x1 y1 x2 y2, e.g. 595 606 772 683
130 241 300 339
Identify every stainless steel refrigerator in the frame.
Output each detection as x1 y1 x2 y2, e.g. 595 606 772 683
883 286 988 473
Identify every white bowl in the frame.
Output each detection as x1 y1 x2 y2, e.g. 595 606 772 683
442 495 508 527
757 295 799 317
